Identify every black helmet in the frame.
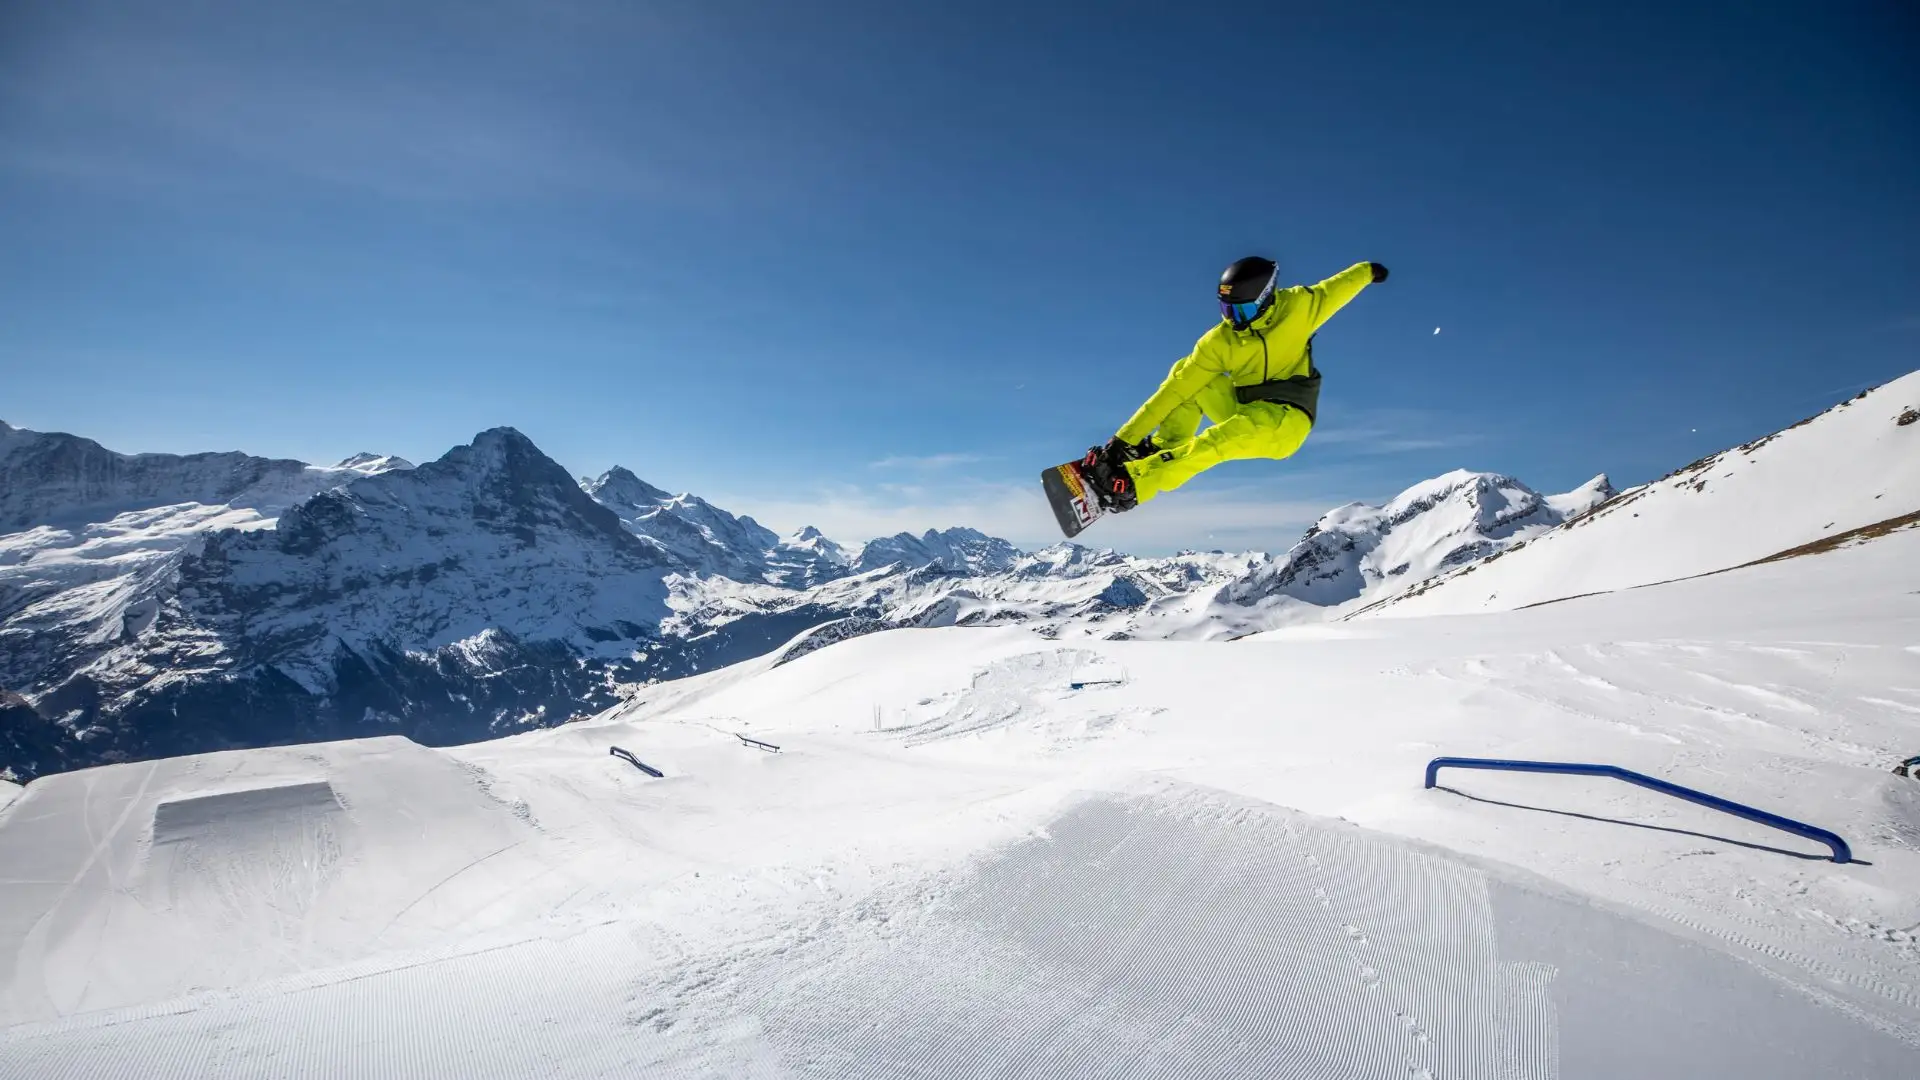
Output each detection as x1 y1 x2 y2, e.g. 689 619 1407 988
1218 256 1278 330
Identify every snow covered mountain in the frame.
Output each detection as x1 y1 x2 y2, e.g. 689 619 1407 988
1202 470 1614 621
1 419 342 530
582 467 850 586
852 527 1021 576
1367 371 1920 617
0 426 687 779
335 451 415 475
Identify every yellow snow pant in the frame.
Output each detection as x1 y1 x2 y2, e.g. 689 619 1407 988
1123 373 1313 503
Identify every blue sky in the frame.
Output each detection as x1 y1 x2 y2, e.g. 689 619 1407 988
3 1 1915 553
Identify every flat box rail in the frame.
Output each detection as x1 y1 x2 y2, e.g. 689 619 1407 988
1425 757 1852 863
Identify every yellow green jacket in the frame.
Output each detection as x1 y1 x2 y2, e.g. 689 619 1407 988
1115 261 1376 445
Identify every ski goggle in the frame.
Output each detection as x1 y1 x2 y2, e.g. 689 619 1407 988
1219 268 1278 329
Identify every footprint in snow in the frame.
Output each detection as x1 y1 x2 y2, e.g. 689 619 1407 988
1397 1011 1432 1043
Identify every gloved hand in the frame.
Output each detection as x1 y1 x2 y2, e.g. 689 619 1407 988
1369 262 1389 283
1104 436 1149 463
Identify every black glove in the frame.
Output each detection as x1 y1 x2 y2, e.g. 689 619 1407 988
1103 436 1148 463
1369 262 1389 283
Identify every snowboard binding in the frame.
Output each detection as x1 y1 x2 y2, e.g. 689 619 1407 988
1042 439 1153 539
1079 445 1139 513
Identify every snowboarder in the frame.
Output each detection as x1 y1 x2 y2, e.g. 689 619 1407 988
1071 256 1388 517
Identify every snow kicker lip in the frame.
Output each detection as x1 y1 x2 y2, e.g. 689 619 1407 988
151 781 341 841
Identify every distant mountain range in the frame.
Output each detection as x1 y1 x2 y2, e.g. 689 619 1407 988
15 367 1913 783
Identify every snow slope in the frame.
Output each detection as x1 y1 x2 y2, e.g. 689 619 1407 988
1371 372 1920 616
1 525 1915 1075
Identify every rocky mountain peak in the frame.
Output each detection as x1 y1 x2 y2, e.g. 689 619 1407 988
582 466 673 510
275 427 645 558
854 526 1022 575
334 452 414 475
1547 474 1617 519
1224 470 1606 609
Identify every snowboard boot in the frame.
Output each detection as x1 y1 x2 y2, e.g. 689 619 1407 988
1080 445 1139 513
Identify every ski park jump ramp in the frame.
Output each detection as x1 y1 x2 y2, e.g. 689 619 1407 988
0 777 1908 1079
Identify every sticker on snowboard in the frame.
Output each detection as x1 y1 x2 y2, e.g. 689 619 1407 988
1041 459 1103 538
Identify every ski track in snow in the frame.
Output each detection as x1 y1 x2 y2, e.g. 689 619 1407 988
895 649 1151 750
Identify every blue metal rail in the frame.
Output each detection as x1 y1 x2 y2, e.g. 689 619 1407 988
1424 757 1852 863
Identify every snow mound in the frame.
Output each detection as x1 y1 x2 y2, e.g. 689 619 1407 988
0 736 550 1021
1371 371 1920 616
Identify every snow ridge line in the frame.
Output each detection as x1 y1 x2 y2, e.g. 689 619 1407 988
1510 509 1920 612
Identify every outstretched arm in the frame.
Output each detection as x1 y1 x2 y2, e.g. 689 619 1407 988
1306 261 1384 331
1115 346 1224 445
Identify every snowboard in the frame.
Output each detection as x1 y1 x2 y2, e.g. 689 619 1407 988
1041 457 1104 539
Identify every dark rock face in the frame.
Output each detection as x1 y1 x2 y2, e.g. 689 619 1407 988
0 421 312 531
0 690 73 783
